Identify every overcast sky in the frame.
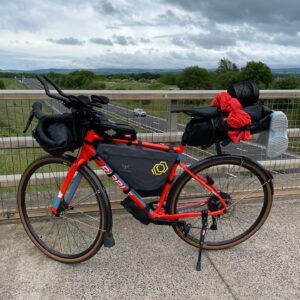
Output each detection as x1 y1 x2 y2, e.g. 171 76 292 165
1 0 300 70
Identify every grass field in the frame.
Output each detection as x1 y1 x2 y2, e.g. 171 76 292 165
0 77 26 89
103 78 175 90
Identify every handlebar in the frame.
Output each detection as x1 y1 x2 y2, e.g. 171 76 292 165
36 75 71 104
36 75 110 109
23 99 108 133
23 75 111 133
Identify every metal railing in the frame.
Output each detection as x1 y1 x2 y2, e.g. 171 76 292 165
1 89 300 220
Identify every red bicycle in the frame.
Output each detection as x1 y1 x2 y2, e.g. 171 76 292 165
18 76 273 270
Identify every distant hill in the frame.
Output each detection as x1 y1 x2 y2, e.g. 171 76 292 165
1 68 183 75
272 68 300 75
2 67 300 75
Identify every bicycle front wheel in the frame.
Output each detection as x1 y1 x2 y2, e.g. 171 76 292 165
166 155 273 250
18 155 109 263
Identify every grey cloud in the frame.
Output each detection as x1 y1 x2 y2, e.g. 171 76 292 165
155 9 195 27
77 50 196 69
0 49 75 70
167 0 300 34
269 34 300 47
192 35 235 49
169 29 237 50
90 38 113 46
48 37 84 46
90 35 138 46
93 0 128 16
0 1 45 32
95 0 118 14
106 25 120 30
113 35 136 46
2 0 300 70
170 37 190 48
140 38 151 43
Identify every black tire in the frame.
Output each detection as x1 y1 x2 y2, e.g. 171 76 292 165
18 155 111 263
166 155 273 250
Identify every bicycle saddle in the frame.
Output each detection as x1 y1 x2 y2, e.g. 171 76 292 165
171 106 219 118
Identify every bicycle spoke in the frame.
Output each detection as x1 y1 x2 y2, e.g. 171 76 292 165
69 191 100 208
64 220 72 254
67 219 89 248
59 214 103 232
71 207 100 223
66 221 81 252
229 180 269 208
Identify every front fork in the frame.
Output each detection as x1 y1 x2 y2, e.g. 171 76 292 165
51 171 82 215
51 172 82 215
50 153 88 215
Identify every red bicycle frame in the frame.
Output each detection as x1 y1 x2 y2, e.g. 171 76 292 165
51 130 228 220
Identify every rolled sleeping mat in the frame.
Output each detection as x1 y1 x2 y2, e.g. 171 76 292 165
227 80 259 107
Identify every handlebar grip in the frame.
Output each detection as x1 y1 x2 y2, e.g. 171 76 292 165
32 102 45 120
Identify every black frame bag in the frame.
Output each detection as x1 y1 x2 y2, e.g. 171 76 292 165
97 143 178 196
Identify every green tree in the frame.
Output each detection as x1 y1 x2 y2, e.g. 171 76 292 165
241 61 273 88
217 58 238 73
57 70 96 89
160 73 178 85
271 75 300 89
0 79 5 89
87 81 106 90
177 66 213 89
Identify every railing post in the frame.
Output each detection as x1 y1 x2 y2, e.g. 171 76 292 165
166 97 177 132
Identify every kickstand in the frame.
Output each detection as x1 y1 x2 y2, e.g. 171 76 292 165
196 210 208 271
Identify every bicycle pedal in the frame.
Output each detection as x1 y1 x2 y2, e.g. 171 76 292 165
210 216 218 230
182 223 191 235
104 231 115 248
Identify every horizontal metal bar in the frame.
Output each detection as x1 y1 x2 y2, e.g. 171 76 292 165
1 158 300 187
0 132 183 149
1 89 300 101
1 129 299 149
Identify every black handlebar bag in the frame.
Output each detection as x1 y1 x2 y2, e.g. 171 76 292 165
97 143 178 197
33 113 85 155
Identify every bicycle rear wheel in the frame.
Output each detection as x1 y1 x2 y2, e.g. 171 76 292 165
166 155 273 250
18 155 109 263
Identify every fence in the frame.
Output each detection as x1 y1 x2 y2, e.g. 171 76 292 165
1 89 300 220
